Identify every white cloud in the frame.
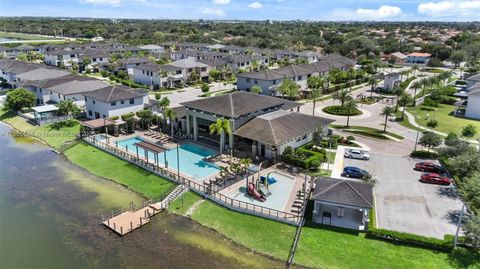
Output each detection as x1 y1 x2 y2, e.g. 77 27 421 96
418 1 480 19
355 5 402 20
248 2 263 9
202 7 226 16
81 0 121 6
212 0 230 5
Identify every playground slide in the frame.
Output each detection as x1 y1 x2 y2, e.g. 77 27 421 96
247 182 266 202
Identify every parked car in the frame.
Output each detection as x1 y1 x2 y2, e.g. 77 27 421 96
342 166 368 179
344 149 370 160
420 173 452 186
414 162 445 173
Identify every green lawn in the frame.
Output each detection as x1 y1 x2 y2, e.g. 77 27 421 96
296 223 477 269
0 107 80 149
189 200 477 269
64 142 175 198
407 104 480 138
191 200 297 260
168 191 202 215
395 111 425 132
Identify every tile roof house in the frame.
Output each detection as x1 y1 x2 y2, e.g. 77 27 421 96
180 91 331 157
312 177 374 230
237 54 356 96
83 85 149 119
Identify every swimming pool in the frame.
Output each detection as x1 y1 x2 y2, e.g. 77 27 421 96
227 171 295 211
116 136 220 180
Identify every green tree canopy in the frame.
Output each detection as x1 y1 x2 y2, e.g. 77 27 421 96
4 88 35 111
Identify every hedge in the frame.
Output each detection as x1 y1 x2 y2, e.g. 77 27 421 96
366 228 454 252
323 105 362 116
410 150 438 159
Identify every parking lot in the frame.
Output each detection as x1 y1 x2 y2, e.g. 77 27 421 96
340 150 464 239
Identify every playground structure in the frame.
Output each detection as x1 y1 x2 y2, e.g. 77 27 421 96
246 172 277 202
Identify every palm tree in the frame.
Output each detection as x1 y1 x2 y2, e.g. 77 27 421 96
411 65 419 77
307 75 324 116
250 85 262 94
367 77 377 97
411 81 422 106
344 99 357 127
333 88 350 107
239 158 252 174
159 97 170 130
164 108 176 139
308 89 322 116
392 87 405 112
209 118 231 155
380 106 395 132
398 93 413 120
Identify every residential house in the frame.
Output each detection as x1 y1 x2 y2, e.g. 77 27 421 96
118 57 152 75
0 59 48 84
406 52 431 65
168 59 209 82
132 63 184 89
464 73 480 119
222 54 269 71
237 54 356 96
312 177 374 231
388 52 407 64
83 84 149 119
138 45 164 54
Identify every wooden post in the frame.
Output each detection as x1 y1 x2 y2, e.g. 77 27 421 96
130 221 133 231
113 223 116 230
107 219 110 226
120 226 123 235
140 217 142 225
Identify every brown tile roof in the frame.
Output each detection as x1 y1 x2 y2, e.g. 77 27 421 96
234 110 333 145
312 177 374 209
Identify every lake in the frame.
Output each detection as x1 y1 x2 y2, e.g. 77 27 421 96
0 122 285 269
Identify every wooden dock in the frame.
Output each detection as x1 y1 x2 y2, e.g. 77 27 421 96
102 202 165 236
102 185 187 236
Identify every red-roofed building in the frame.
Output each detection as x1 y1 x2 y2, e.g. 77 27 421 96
406 52 432 65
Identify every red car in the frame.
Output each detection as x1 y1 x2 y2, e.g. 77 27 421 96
414 162 445 173
420 173 452 185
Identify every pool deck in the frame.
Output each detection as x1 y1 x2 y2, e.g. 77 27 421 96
218 164 308 215
103 132 222 185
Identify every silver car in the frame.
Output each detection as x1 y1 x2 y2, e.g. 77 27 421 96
344 149 370 160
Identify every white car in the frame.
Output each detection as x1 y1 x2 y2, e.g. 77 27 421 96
344 149 370 160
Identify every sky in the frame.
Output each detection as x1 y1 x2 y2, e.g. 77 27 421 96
0 0 479 21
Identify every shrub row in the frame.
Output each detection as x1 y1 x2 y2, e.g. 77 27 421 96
410 150 438 159
366 228 454 252
344 129 388 140
323 105 362 116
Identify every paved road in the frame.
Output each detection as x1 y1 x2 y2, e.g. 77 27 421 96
149 82 234 107
342 153 463 238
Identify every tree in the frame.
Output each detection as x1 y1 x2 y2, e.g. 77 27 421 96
159 97 170 130
307 76 323 116
392 86 404 112
201 83 210 93
450 50 467 67
164 108 176 139
463 213 480 250
308 89 322 116
419 132 442 151
4 88 35 111
250 85 262 94
209 118 231 155
427 119 438 129
278 79 299 100
16 53 28 62
57 100 81 116
411 65 419 77
136 109 154 130
411 81 422 106
398 93 413 120
379 106 395 132
332 88 350 107
344 99 357 127
462 124 477 138
459 172 480 211
367 77 377 97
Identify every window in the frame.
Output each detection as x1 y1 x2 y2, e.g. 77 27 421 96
58 93 60 98
129 98 134 104
142 70 145 74
273 80 276 85
88 110 92 116
70 54 75 58
111 101 116 106
246 78 251 83
298 76 302 80
84 96 87 102
254 80 258 84
100 57 103 61
93 100 95 104
121 100 125 104
40 89 42 93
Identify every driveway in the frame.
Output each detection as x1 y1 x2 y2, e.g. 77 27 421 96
340 151 464 239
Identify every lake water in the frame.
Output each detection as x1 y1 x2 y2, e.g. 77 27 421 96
0 122 285 269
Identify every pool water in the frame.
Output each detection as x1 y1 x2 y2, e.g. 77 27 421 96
227 172 295 211
116 137 220 180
